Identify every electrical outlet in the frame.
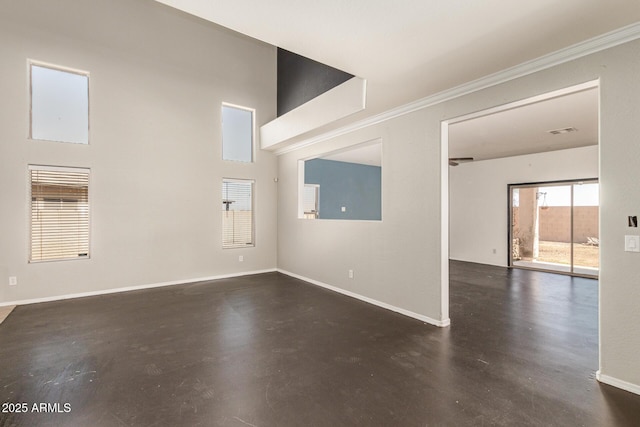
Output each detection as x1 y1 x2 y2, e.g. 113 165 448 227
9 276 17 286
239 255 244 262
341 207 346 212
348 269 354 279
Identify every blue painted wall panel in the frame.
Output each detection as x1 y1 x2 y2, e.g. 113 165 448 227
304 159 381 220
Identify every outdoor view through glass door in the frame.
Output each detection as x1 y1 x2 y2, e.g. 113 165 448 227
509 179 599 277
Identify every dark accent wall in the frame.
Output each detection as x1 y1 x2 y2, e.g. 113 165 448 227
305 159 381 220
277 48 354 117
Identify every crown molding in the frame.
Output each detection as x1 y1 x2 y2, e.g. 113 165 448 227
274 21 640 155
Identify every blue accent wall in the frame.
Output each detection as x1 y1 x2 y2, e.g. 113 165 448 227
304 159 381 220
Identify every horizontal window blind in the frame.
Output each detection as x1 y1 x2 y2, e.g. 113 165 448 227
222 179 254 249
30 166 90 262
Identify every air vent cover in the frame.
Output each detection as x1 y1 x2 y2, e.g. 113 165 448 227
547 127 578 135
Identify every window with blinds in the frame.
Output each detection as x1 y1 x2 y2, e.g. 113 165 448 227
222 179 254 249
30 166 90 262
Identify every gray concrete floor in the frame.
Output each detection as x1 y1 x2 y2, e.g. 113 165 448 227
1 263 639 426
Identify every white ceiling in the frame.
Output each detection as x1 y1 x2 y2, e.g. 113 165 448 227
321 142 382 166
449 87 599 162
154 0 638 154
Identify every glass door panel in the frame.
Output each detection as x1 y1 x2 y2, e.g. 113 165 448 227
510 180 598 277
536 184 572 273
572 181 599 276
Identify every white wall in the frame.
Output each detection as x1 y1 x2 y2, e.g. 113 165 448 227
278 110 447 325
0 0 277 304
277 39 640 391
449 145 599 266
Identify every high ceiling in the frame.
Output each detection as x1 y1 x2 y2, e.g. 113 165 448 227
155 0 639 148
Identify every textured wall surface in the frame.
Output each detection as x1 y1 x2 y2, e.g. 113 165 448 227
0 0 277 303
538 206 599 242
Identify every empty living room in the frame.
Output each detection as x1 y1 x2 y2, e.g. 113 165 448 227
2 1 640 426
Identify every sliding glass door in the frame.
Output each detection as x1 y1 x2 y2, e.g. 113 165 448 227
509 179 599 277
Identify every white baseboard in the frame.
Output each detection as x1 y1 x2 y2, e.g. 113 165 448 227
596 370 640 396
277 269 450 327
0 268 277 308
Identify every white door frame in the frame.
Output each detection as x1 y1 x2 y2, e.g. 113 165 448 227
439 79 600 328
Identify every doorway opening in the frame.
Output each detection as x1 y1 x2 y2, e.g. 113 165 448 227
441 79 600 323
509 179 599 277
442 80 601 386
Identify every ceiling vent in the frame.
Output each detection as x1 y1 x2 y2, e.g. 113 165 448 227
547 127 578 135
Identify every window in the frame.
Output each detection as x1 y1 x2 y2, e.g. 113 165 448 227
222 179 254 248
300 139 382 220
509 179 599 277
222 104 253 162
30 165 90 262
30 62 89 144
303 184 319 219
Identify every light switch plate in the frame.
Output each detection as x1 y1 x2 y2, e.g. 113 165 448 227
625 235 640 252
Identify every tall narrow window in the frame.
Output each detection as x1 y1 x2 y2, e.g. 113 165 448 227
30 62 89 144
222 104 253 162
30 165 90 262
302 184 319 219
222 179 254 248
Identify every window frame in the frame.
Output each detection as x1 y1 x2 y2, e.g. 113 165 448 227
222 178 255 249
29 60 90 145
302 184 320 219
28 164 91 263
221 102 255 163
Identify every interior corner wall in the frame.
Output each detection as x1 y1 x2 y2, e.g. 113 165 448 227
277 38 640 390
0 0 277 304
278 110 447 323
449 145 599 267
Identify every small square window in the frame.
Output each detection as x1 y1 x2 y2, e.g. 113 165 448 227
222 104 253 162
30 62 89 144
